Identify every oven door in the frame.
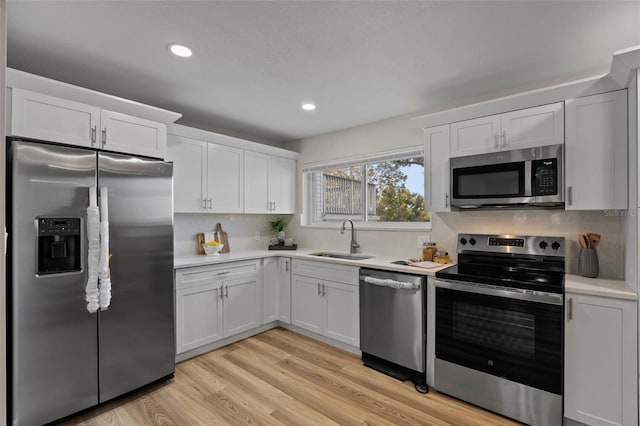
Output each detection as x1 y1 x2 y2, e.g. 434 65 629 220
435 279 563 395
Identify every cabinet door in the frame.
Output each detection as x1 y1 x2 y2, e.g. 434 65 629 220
450 114 501 157
167 135 207 213
565 90 627 210
100 110 167 159
424 124 451 212
322 280 359 347
291 275 323 334
261 258 278 324
207 143 243 213
564 293 637 426
270 156 296 214
278 258 292 323
10 88 99 148
222 275 261 337
501 102 564 150
175 283 223 354
244 151 271 213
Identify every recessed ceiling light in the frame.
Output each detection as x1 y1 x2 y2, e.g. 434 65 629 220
168 43 193 58
302 103 316 111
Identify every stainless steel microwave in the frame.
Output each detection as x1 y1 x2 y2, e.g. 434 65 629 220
450 144 564 209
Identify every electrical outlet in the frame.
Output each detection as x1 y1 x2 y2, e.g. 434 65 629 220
551 213 561 225
417 234 430 248
254 230 261 241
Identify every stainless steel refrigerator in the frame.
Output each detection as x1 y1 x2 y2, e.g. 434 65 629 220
7 139 175 426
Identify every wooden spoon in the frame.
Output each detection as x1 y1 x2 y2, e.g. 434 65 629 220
579 234 589 249
587 233 601 249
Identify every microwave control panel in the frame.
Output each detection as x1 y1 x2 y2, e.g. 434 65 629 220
532 158 558 196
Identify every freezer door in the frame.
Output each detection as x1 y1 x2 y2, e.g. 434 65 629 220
97 152 175 402
9 141 99 426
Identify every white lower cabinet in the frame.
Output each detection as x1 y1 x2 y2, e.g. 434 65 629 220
564 292 638 426
262 257 292 324
175 260 261 355
277 258 292 323
291 259 359 347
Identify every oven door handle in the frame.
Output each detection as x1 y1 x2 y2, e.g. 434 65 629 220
435 279 564 305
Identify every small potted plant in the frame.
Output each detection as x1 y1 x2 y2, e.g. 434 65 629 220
270 217 287 244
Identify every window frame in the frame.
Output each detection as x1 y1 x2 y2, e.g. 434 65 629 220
301 146 431 230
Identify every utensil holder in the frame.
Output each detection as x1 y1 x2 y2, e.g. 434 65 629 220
578 248 599 278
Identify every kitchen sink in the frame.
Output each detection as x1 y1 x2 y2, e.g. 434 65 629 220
308 252 374 261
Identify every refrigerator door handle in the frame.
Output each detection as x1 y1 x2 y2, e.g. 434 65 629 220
85 186 100 313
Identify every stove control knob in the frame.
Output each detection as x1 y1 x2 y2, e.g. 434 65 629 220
551 241 561 251
469 238 476 246
539 241 548 250
459 237 467 245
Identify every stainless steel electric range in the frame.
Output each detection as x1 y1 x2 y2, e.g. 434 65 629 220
434 234 564 426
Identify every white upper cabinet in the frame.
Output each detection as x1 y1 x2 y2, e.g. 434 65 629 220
424 124 451 212
10 88 100 148
167 135 243 213
565 90 627 210
450 114 501 157
207 143 244 213
10 88 168 158
244 152 296 214
100 110 167 159
167 135 207 212
450 102 564 157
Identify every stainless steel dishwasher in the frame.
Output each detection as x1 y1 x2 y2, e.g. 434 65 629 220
359 268 427 393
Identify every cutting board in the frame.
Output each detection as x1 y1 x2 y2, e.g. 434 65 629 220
196 233 205 255
215 223 230 253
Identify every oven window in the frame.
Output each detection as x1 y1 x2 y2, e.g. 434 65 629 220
452 162 525 199
453 301 535 359
436 287 562 394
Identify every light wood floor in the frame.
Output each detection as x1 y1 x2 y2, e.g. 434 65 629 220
60 328 519 425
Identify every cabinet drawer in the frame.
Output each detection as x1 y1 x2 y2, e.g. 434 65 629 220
176 260 260 290
292 259 358 285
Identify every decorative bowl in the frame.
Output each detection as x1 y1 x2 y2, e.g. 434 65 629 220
202 243 224 256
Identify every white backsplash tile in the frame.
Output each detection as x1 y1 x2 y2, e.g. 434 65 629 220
174 213 294 256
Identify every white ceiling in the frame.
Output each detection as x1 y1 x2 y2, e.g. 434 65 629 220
6 1 640 144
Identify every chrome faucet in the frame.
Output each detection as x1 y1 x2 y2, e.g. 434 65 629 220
340 219 360 254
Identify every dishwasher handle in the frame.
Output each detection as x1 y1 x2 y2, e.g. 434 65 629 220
362 275 420 290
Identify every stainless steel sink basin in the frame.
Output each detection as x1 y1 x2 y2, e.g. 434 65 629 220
309 252 374 260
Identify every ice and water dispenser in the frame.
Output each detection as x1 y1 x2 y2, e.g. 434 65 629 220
37 217 82 275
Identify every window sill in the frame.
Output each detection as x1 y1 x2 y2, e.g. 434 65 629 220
301 222 432 232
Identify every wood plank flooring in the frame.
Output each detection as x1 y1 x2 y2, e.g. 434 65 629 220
60 328 519 425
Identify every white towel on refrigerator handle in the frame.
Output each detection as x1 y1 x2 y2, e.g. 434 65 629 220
98 186 112 310
85 186 100 313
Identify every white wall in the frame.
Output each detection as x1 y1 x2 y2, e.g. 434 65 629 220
286 84 628 279
1 0 7 423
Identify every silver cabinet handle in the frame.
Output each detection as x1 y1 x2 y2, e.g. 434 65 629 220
202 199 207 208
272 201 276 211
207 198 212 209
216 271 229 276
493 132 500 149
225 284 229 298
322 284 325 296
317 282 321 295
219 285 224 299
445 193 449 208
567 298 573 321
567 186 573 206
501 130 507 148
285 261 289 273
91 125 97 145
101 128 107 145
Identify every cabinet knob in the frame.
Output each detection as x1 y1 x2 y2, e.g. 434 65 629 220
445 193 449 208
101 128 107 145
567 186 573 206
91 126 97 145
567 297 573 321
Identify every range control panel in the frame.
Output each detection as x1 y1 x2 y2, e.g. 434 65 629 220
458 233 564 257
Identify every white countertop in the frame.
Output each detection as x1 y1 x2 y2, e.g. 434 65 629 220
565 274 638 301
175 248 455 276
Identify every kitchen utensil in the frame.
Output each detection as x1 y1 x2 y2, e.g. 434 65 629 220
196 233 205 254
587 233 601 248
578 234 589 249
578 248 599 278
215 223 230 253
